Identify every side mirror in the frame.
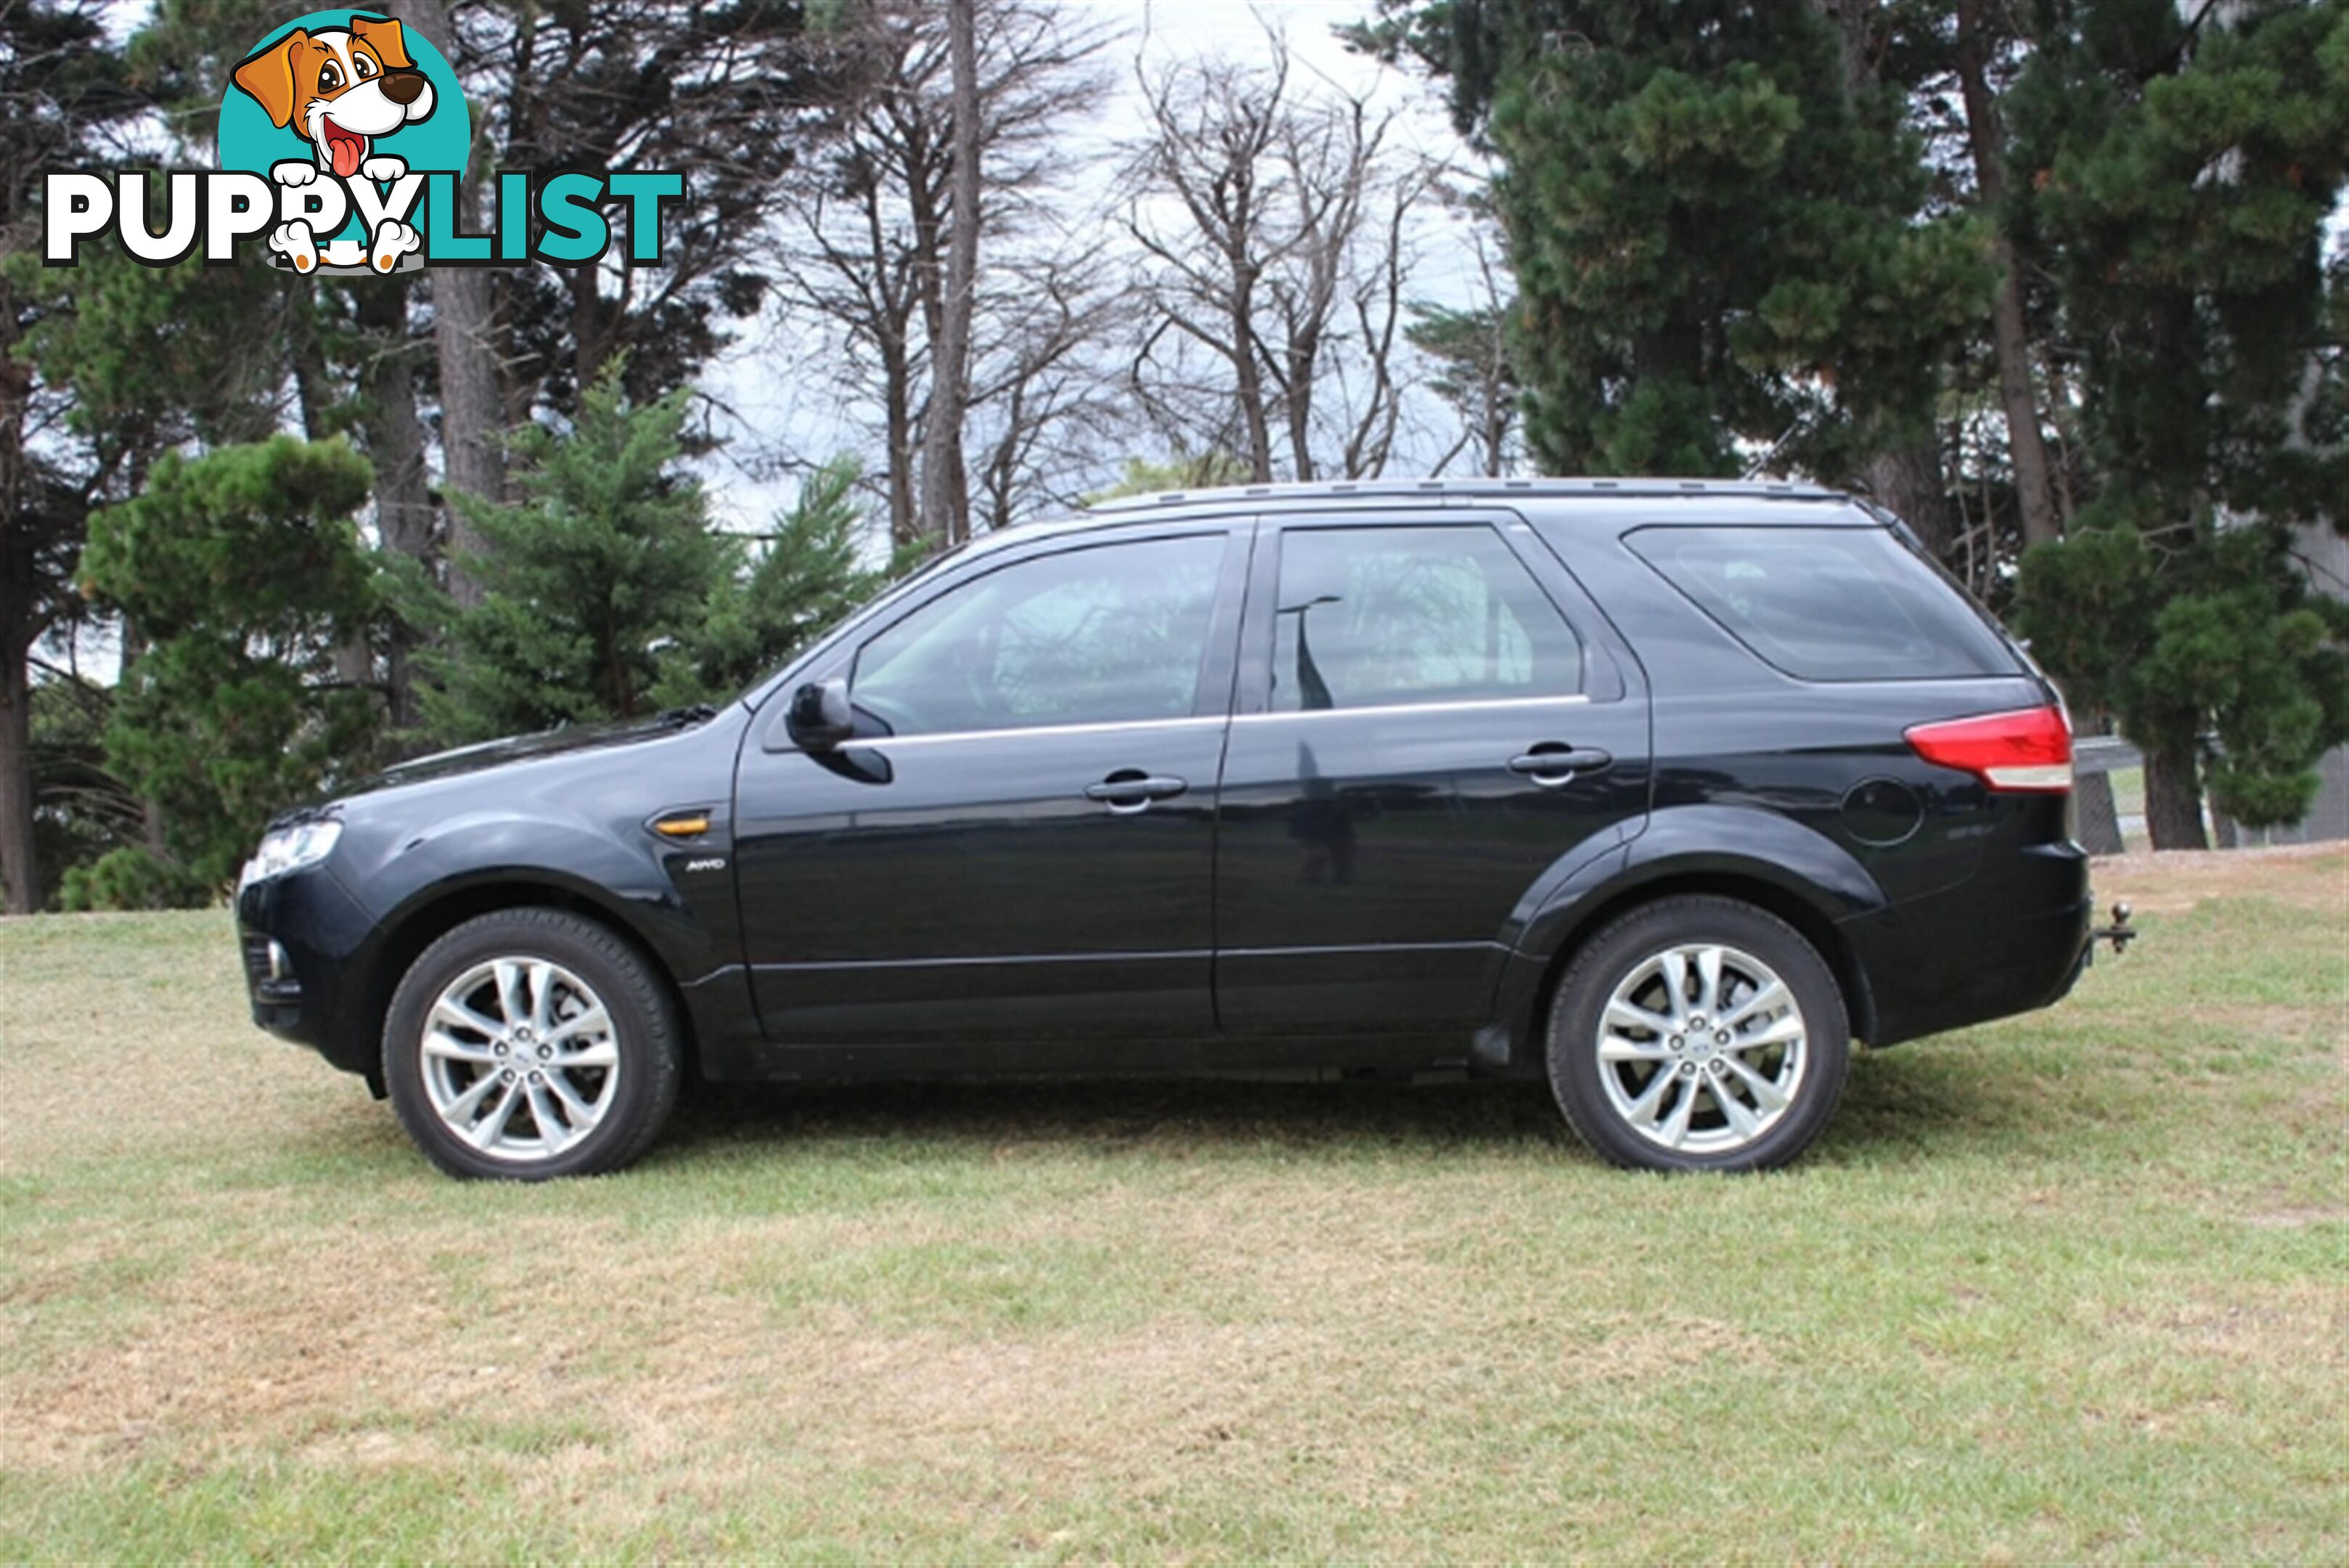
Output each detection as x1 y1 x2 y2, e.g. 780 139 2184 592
785 677 854 750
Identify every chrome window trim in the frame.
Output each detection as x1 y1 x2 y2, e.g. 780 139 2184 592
796 694 1598 752
855 714 1230 751
1232 693 1592 725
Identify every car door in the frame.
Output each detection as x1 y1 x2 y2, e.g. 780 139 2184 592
731 523 1250 1055
1214 513 1651 1034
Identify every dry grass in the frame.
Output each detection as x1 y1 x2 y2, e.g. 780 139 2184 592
2093 838 2347 912
2 846 2345 1560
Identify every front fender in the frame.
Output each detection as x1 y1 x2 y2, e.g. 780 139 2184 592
354 813 727 984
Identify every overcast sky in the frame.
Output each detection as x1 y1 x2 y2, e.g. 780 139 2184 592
696 0 1474 533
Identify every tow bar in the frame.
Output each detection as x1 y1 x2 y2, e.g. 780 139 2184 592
2091 900 2136 955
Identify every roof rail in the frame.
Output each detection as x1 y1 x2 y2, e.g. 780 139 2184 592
1083 475 1846 513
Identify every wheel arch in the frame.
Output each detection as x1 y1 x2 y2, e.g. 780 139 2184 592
1546 870 1873 1032
353 876 702 1093
1487 851 1883 1076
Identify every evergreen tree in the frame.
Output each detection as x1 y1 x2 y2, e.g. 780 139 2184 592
1408 301 1519 476
2025 518 2347 834
75 438 380 904
417 369 732 741
1370 0 1995 481
24 674 142 912
7 237 303 898
653 457 912 708
3 196 292 910
1082 452 1254 504
0 0 144 911
403 0 861 422
132 0 440 731
2009 0 2349 846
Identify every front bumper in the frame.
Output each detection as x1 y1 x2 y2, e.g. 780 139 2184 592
234 862 383 1078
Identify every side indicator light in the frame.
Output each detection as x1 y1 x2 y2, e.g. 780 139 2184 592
653 814 711 838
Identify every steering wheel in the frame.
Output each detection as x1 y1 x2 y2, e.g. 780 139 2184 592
853 664 1002 736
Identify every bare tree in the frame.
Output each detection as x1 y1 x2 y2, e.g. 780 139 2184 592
764 0 1119 546
1122 49 1286 481
966 242 1131 531
1410 187 1519 478
1122 27 1434 483
916 0 982 548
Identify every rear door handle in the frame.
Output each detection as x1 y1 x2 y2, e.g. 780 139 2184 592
1084 771 1188 813
1508 745 1612 786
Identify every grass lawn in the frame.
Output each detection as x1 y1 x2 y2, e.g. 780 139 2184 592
2 847 2343 1561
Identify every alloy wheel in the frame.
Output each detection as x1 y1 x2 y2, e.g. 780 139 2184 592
417 957 621 1164
1593 942 1809 1156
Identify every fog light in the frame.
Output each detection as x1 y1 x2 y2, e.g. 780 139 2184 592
266 940 291 981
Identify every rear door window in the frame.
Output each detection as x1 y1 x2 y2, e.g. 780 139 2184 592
1270 525 1583 711
1625 525 2019 681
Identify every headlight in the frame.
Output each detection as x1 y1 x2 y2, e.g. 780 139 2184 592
239 819 343 889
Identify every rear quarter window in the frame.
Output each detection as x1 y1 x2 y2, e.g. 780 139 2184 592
1625 524 2020 682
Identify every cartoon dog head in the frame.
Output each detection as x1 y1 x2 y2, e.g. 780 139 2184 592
232 15 436 179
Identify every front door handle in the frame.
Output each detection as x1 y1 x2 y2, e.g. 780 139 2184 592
1508 744 1612 786
1084 770 1189 813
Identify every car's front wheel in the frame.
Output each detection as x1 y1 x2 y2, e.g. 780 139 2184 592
1546 896 1850 1172
383 907 682 1180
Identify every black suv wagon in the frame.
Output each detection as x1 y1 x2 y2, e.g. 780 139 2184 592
237 479 2092 1178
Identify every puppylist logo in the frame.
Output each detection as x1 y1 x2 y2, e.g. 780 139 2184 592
44 10 685 274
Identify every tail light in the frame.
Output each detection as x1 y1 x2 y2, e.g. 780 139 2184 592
1904 704 2072 793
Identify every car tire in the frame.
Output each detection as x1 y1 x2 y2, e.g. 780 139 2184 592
1546 895 1850 1172
383 907 682 1180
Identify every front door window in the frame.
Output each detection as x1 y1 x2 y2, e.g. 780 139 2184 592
852 534 1227 737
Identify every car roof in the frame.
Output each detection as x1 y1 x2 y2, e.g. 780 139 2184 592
1082 475 1847 515
916 476 1871 579
949 476 1864 558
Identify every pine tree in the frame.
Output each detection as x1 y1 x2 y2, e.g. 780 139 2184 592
1408 301 1519 476
417 369 732 742
2009 0 2349 846
4 224 293 910
23 675 141 911
75 438 380 903
1391 0 1996 481
1082 452 1254 504
653 457 912 707
133 0 441 729
1 0 150 910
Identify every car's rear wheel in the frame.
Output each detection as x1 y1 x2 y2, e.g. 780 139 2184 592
383 907 681 1180
1546 896 1850 1172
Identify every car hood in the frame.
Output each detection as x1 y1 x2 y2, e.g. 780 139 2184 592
337 706 738 801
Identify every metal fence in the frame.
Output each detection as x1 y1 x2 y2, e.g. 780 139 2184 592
2072 737 2138 855
2070 736 2349 854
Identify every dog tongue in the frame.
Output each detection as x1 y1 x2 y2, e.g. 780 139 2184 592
327 126 364 179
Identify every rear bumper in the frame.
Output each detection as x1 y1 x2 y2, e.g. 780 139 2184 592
1844 841 2093 1048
